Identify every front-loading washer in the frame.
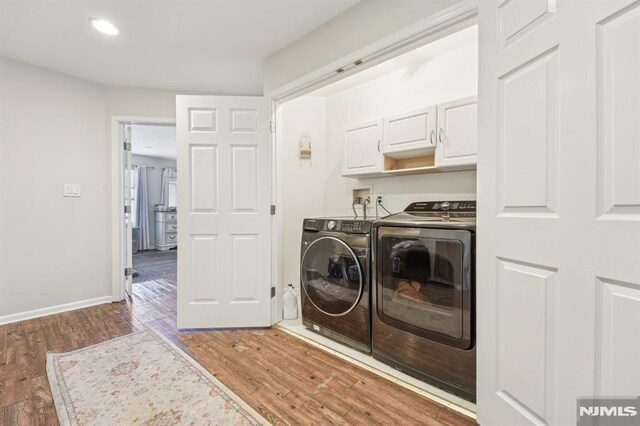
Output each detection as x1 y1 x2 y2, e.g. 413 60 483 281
300 217 372 353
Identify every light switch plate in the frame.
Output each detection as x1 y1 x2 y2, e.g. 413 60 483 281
63 183 81 197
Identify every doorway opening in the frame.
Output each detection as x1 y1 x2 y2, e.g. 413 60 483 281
129 123 178 293
111 116 176 303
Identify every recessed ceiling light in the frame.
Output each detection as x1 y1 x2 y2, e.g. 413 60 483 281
90 19 119 36
145 146 153 149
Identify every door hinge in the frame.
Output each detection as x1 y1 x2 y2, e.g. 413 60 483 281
270 286 276 298
269 121 276 134
125 267 134 277
270 205 276 215
124 205 132 214
124 142 132 151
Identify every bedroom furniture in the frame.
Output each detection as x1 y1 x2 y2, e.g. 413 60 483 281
155 210 177 251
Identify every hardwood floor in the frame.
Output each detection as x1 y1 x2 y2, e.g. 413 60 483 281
0 279 476 425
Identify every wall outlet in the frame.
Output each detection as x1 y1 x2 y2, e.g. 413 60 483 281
63 183 81 197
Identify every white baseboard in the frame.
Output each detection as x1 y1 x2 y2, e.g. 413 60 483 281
0 296 112 325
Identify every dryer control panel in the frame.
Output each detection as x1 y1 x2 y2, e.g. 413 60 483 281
303 218 371 234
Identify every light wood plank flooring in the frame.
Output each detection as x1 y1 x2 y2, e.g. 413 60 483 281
0 279 476 425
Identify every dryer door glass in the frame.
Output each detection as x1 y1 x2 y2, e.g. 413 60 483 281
376 226 472 349
301 236 363 316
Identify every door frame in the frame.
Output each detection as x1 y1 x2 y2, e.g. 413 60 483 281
111 116 176 302
267 0 478 324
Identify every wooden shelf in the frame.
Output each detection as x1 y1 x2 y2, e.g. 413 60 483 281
383 154 439 176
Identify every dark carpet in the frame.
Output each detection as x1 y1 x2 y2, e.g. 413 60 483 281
133 249 177 283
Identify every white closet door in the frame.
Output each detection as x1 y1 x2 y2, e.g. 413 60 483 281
176 95 272 329
435 96 477 168
477 1 640 425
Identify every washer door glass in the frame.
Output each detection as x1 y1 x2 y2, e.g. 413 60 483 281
301 236 363 316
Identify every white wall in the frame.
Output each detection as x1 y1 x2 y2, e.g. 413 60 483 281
279 97 327 296
263 0 466 93
131 155 177 249
0 57 189 321
0 57 110 318
106 87 179 119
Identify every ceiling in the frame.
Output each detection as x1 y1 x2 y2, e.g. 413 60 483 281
311 24 478 97
0 0 358 94
131 124 176 160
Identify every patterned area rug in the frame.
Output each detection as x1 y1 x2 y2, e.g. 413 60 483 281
46 329 268 425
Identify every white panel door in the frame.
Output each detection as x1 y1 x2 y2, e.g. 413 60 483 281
342 119 383 176
176 96 271 329
477 1 640 425
383 106 437 158
435 96 478 168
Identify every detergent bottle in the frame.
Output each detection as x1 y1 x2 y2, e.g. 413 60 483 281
283 284 298 320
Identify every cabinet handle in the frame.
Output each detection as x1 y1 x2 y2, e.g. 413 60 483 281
430 130 435 145
377 139 381 152
439 128 445 144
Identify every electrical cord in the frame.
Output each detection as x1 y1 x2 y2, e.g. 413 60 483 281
377 196 393 216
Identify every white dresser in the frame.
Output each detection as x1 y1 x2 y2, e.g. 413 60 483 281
155 211 177 251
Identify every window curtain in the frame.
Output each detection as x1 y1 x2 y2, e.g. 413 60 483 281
135 165 151 251
161 168 178 206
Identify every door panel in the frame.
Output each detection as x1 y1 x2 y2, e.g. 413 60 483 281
190 146 218 211
177 95 271 329
498 0 555 49
477 1 640 425
231 234 259 302
231 146 258 212
495 258 558 423
191 235 218 303
498 49 558 216
597 278 640 396
598 4 640 218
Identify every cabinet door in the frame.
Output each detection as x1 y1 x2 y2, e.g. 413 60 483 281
342 119 383 176
435 96 478 168
383 106 437 158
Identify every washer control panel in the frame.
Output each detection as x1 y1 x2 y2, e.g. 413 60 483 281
303 218 371 234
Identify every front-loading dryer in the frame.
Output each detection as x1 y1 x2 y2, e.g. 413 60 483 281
372 201 476 402
300 217 372 353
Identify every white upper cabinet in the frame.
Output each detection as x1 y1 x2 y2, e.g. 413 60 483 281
342 119 383 176
435 96 478 168
383 106 437 158
341 96 478 177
